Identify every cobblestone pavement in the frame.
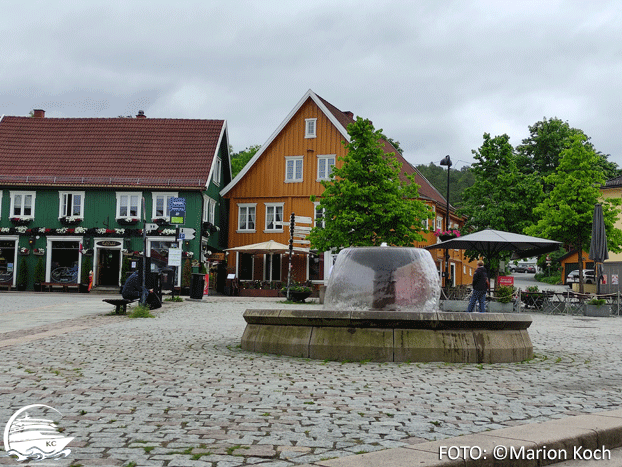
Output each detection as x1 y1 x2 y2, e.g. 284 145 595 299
1 296 622 466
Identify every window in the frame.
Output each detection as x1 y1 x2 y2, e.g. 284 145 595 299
285 156 304 182
10 191 36 218
265 203 284 232
116 192 141 219
314 202 325 228
305 118 317 138
203 196 217 224
264 254 281 281
238 204 256 231
152 192 178 219
59 192 84 219
213 157 222 185
436 216 443 230
317 155 335 181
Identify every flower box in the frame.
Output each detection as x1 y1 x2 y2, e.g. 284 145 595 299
59 216 82 226
33 248 45 256
10 217 32 226
117 217 139 225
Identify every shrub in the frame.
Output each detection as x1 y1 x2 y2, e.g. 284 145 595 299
587 298 606 306
496 285 514 304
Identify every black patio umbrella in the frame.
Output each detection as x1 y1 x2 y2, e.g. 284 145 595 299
426 229 561 259
589 203 609 294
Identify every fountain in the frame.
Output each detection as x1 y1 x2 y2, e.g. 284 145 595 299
241 246 532 363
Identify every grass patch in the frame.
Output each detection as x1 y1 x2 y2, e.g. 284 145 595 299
128 304 154 318
165 296 184 302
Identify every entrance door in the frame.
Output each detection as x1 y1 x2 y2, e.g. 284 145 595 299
98 249 120 286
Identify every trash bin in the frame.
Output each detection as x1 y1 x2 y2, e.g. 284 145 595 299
160 267 175 291
190 273 205 299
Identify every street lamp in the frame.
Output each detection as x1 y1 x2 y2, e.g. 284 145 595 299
440 155 452 288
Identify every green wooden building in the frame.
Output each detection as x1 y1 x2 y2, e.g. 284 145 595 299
0 110 231 291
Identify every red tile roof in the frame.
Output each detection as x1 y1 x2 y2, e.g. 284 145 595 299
317 94 452 210
0 116 226 189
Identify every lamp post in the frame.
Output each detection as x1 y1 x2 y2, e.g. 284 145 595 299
440 155 452 288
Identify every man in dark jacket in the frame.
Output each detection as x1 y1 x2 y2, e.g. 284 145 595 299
467 260 489 312
122 270 161 309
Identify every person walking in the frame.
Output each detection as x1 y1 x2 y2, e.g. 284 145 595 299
467 260 489 313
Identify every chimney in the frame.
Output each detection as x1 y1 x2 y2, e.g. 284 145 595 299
136 110 146 119
33 109 45 118
344 111 354 119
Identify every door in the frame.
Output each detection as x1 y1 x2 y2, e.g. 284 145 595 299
98 249 120 286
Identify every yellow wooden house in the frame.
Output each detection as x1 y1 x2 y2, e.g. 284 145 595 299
221 90 476 287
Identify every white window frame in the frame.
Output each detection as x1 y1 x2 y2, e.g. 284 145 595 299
237 203 257 232
316 154 336 181
0 191 3 219
264 203 284 232
436 216 443 230
213 157 222 186
116 192 142 220
58 191 85 219
285 156 304 183
10 191 36 219
305 118 317 138
152 192 178 220
203 195 217 224
314 202 325 228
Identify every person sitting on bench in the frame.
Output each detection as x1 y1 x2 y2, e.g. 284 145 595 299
122 270 162 310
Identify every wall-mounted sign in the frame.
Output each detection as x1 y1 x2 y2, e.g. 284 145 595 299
168 247 182 267
96 241 122 247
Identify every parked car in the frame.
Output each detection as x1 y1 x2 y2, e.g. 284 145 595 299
526 265 536 273
566 269 595 285
512 265 527 273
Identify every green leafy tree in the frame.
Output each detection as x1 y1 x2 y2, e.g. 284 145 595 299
309 118 432 252
231 145 261 177
459 133 543 234
516 117 620 190
525 133 622 292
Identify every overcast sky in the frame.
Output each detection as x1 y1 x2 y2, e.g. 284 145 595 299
2 1 621 170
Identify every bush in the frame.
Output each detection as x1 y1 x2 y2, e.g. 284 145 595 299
34 257 45 284
587 298 606 306
495 285 514 303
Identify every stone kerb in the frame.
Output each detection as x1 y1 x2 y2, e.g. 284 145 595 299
241 310 533 364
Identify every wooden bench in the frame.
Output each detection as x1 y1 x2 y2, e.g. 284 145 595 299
102 298 137 314
41 282 80 292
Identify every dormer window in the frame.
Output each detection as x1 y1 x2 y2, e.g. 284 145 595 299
305 118 317 138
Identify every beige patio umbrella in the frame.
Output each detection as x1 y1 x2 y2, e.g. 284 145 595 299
227 240 309 282
226 239 309 255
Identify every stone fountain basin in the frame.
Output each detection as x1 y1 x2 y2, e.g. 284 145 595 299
241 309 533 364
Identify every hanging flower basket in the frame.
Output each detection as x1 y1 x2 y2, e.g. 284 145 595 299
19 247 30 256
33 248 45 255
434 229 461 242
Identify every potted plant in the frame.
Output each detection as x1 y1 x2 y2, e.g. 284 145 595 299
181 259 192 295
281 283 313 302
17 257 28 291
522 285 545 309
584 297 610 317
489 285 514 313
80 257 92 293
33 257 45 292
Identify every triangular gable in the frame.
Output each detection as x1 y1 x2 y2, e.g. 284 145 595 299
221 89 349 196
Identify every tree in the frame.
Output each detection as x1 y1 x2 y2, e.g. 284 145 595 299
459 133 543 234
231 145 261 177
525 133 622 293
516 117 620 190
309 117 432 252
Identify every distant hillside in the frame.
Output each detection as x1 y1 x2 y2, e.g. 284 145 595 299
415 163 474 208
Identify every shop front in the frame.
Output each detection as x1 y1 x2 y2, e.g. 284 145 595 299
94 239 123 286
45 237 82 284
0 237 18 288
